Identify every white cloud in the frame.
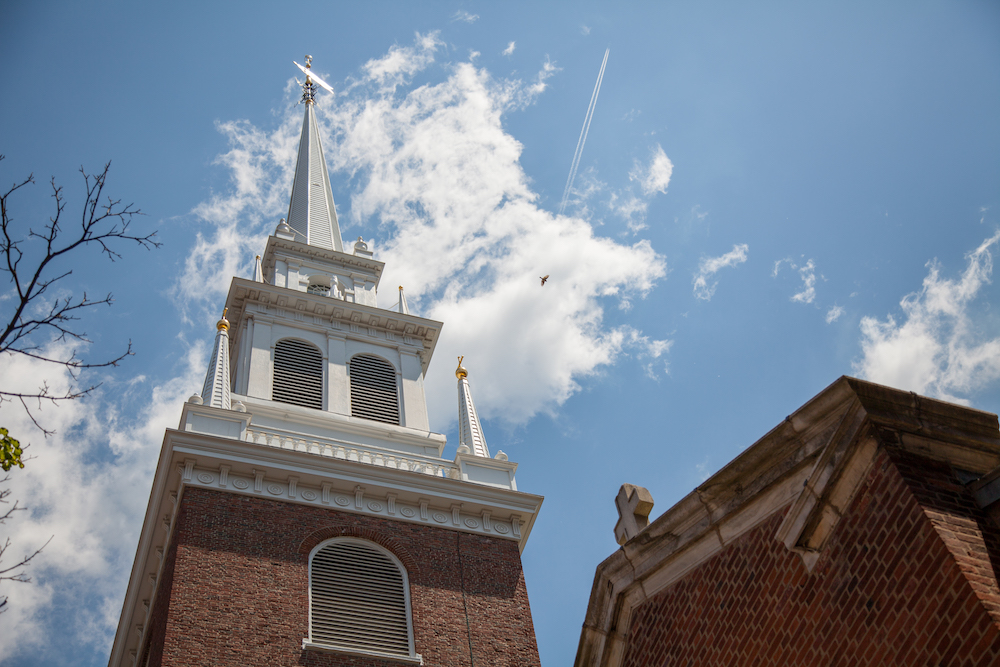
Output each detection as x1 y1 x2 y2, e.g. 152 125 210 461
0 340 206 662
362 31 444 90
773 257 819 304
608 192 649 233
182 34 667 428
855 231 1000 404
631 144 673 196
600 144 675 233
692 243 749 301
175 115 300 324
791 259 817 303
525 57 558 100
581 25 592 35
695 457 712 482
452 10 479 23
826 305 845 323
502 41 516 56
323 46 667 423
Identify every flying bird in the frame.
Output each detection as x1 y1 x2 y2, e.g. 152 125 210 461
540 275 549 286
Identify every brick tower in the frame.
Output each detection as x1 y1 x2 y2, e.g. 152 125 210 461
109 58 543 667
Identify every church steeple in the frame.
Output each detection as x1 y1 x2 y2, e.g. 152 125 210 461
110 59 540 667
200 309 231 410
456 357 490 458
286 56 344 252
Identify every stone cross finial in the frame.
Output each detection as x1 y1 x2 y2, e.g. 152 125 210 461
614 483 654 545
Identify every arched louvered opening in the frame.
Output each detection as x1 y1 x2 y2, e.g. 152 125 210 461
349 354 399 425
309 539 415 659
273 338 323 410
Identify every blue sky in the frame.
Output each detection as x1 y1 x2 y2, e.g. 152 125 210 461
1 2 999 665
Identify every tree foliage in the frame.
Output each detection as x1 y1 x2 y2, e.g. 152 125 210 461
0 428 22 472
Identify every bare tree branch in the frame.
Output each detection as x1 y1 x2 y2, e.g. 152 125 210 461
0 155 159 435
0 155 153 613
0 478 51 613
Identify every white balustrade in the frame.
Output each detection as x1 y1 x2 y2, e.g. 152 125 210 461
242 428 455 478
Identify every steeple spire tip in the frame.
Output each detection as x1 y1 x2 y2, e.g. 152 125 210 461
285 58 344 253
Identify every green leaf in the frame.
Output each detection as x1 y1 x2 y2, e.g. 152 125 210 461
0 427 24 471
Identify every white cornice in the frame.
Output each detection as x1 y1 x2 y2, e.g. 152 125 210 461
223 277 443 373
172 429 542 518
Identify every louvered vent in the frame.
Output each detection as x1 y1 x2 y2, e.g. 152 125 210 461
310 540 412 657
273 339 323 409
350 354 399 425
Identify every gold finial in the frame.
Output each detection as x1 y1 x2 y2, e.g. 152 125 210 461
217 307 230 332
456 355 467 380
305 55 312 68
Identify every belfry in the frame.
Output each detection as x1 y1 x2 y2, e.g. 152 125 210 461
110 58 543 667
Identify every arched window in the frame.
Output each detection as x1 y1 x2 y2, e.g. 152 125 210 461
272 338 323 409
349 354 399 425
307 538 417 661
306 274 332 296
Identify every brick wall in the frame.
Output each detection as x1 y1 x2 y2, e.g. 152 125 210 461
621 448 1000 666
142 487 540 667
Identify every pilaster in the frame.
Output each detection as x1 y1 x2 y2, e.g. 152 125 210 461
246 318 273 400
327 332 349 414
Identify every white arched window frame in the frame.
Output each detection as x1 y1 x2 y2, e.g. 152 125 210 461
303 538 421 664
348 353 401 425
305 272 333 296
272 338 324 410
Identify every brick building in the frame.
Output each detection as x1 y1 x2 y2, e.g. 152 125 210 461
576 377 1000 666
109 60 543 667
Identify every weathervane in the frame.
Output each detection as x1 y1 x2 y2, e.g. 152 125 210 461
293 55 334 105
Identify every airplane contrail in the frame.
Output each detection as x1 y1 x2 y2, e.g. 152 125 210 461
558 48 610 216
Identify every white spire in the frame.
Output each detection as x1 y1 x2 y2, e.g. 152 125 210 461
397 286 409 314
200 310 231 410
455 357 490 458
286 58 343 252
252 254 264 283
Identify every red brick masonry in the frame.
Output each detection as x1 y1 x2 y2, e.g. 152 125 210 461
142 487 541 667
622 449 1000 666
